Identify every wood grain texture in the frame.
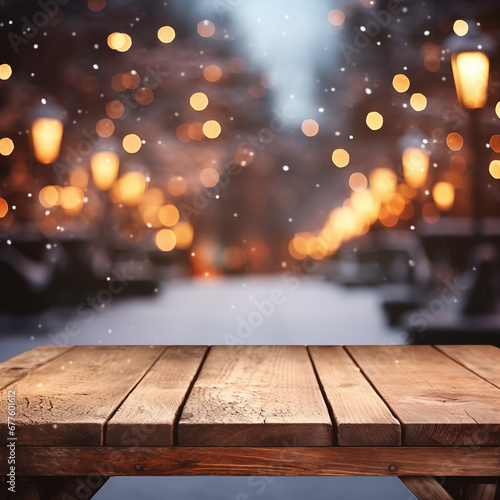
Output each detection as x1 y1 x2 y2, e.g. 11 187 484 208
309 346 401 446
0 346 164 446
106 346 208 446
179 346 333 446
399 477 453 500
0 346 74 391
436 345 500 390
2 446 500 477
347 345 500 446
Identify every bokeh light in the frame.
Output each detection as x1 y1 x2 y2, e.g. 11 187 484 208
490 135 500 153
135 87 154 105
96 118 115 138
200 168 219 187
328 9 345 26
114 171 147 206
366 111 383 130
0 137 14 156
453 19 468 36
392 74 410 93
122 71 140 89
106 100 125 119
190 92 209 111
155 228 176 251
69 167 89 190
90 151 120 190
301 119 319 137
203 120 221 139
0 198 8 218
61 186 84 215
31 118 64 164
39 186 61 208
349 173 368 192
157 26 176 43
410 93 427 111
158 204 180 226
0 64 12 80
369 168 397 201
172 221 194 249
87 0 106 12
197 20 215 38
402 148 429 189
432 182 455 211
203 65 222 82
489 160 500 179
167 176 187 196
122 133 142 153
332 148 350 168
446 132 463 151
288 234 310 260
107 32 132 52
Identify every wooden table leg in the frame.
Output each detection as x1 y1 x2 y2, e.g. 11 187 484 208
1 477 109 500
400 477 499 500
399 476 454 500
462 479 497 500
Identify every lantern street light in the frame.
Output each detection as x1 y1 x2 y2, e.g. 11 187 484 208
446 23 494 235
399 129 430 190
31 102 65 165
111 171 147 206
402 147 430 190
90 150 120 191
90 143 121 249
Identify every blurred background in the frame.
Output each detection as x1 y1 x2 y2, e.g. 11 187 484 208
1 0 500 498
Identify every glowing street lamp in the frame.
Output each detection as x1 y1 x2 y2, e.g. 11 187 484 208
451 51 489 109
399 130 430 190
31 103 65 164
90 150 120 191
447 22 493 110
446 23 494 234
402 148 430 189
111 171 147 206
369 168 397 202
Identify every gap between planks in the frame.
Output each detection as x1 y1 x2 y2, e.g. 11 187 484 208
305 346 339 445
340 345 405 444
171 345 211 446
102 346 169 445
433 345 500 391
0 345 78 391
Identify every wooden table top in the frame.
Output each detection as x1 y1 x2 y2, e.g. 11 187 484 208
1 344 500 449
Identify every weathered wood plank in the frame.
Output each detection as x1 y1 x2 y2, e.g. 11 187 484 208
106 346 208 446
178 346 333 446
436 345 500 390
2 446 499 477
0 346 165 446
308 346 401 446
399 476 453 500
0 346 74 391
346 346 500 446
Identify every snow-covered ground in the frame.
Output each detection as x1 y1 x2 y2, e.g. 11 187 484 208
0 275 411 499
